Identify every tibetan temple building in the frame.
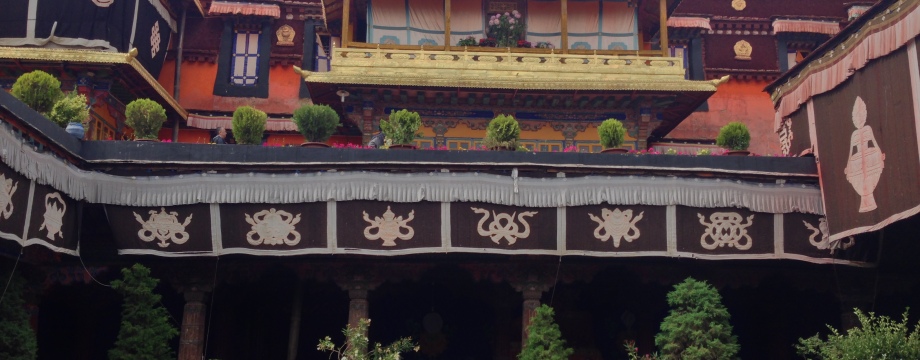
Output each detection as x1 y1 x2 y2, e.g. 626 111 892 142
0 0 918 359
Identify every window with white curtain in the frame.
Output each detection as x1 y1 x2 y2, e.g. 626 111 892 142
231 30 260 86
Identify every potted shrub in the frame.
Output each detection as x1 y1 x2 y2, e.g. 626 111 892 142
597 118 628 154
655 277 740 359
483 114 521 151
232 106 267 145
49 91 90 139
11 70 63 114
716 122 751 156
380 109 422 149
292 104 340 147
124 98 167 141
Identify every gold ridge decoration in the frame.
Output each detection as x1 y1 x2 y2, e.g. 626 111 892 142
296 47 721 92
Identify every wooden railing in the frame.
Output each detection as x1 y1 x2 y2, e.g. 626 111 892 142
345 42 665 57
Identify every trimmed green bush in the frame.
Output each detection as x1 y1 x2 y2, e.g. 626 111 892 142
317 318 417 360
109 264 178 360
484 114 521 149
48 92 89 128
0 272 37 360
12 70 63 114
380 109 422 145
125 99 167 140
796 308 920 360
598 118 627 149
518 305 573 360
715 122 751 151
231 106 267 145
292 104 340 143
655 277 739 360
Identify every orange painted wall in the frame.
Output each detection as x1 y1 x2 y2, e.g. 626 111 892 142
667 79 782 155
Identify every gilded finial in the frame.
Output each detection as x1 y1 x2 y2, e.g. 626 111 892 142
125 48 139 62
711 75 731 87
293 66 310 79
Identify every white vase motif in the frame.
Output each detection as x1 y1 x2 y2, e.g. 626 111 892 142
39 192 66 241
843 97 885 213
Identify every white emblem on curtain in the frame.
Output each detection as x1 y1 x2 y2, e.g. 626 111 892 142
779 118 793 156
245 208 301 246
150 21 161 58
39 192 66 241
804 217 855 254
133 208 192 247
92 0 114 8
588 208 644 247
363 206 415 246
698 212 754 250
844 96 885 213
0 174 18 220
471 207 537 245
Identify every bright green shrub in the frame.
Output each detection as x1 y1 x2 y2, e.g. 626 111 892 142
598 118 627 149
380 109 422 145
796 309 920 360
12 70 63 114
124 99 167 140
484 114 521 149
715 122 751 151
109 264 178 360
655 277 739 360
292 104 340 143
48 92 89 128
231 106 267 145
518 305 573 360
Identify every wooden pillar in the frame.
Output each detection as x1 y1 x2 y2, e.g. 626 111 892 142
511 276 552 348
178 289 208 360
342 0 351 48
444 0 451 50
561 0 568 54
338 276 380 350
659 0 669 57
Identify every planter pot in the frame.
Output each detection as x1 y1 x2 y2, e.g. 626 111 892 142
300 142 331 148
489 146 515 151
389 144 417 150
600 148 628 154
65 122 84 139
726 150 751 156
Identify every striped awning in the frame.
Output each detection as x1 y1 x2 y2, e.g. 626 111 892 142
772 19 840 35
667 17 711 30
208 1 281 18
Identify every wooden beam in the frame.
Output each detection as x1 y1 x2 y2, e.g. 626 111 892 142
445 0 451 50
659 0 669 57
342 0 351 48
561 0 569 54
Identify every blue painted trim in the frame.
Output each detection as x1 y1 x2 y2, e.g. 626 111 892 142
405 0 411 44
531 31 634 37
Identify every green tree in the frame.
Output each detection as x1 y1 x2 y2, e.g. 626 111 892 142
48 91 90 128
518 304 573 360
655 278 739 360
317 318 417 360
292 104 340 143
124 99 167 140
0 273 38 360
11 70 63 114
231 106 267 145
380 109 422 145
796 308 920 360
109 264 178 360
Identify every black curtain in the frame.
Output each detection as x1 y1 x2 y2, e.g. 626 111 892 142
0 0 29 38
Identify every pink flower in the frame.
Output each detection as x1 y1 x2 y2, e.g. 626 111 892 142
508 18 515 24
505 12 510 16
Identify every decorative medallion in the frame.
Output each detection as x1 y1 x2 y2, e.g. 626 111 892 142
0 174 18 220
245 208 301 246
471 207 537 245
804 217 855 254
133 208 193 248
363 206 415 246
276 25 295 46
844 96 885 213
779 118 793 156
92 0 114 8
731 0 746 11
697 212 754 250
733 40 752 61
39 193 66 241
588 208 644 247
150 21 161 58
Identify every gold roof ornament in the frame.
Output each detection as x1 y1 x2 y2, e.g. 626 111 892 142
732 0 746 11
734 40 752 61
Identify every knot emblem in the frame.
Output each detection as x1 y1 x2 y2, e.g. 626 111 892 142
804 217 854 254
0 174 18 220
472 207 537 245
245 208 301 246
150 21 161 58
698 212 754 250
588 208 644 247
363 206 415 246
133 208 193 248
39 192 66 241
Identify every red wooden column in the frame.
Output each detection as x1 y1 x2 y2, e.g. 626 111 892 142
178 288 208 360
512 276 553 347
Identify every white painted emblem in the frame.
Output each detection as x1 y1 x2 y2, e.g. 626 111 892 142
0 174 18 220
362 206 415 246
39 193 66 241
471 207 537 245
779 118 793 156
588 208 644 247
804 217 854 254
92 0 114 8
244 208 301 246
844 96 885 213
133 208 192 248
698 212 754 250
150 21 161 58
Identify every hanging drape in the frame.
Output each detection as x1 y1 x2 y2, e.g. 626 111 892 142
525 0 562 46
449 0 485 45
370 0 476 46
564 0 637 50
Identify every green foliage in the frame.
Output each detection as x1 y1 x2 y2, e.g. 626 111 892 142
317 318 418 360
625 340 658 360
597 118 627 149
484 114 521 149
0 272 38 360
48 92 89 128
124 99 167 140
11 70 63 114
231 106 267 145
292 104 340 143
715 122 751 151
796 308 920 360
655 277 739 360
380 109 422 145
697 149 712 156
109 264 178 360
518 305 573 360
